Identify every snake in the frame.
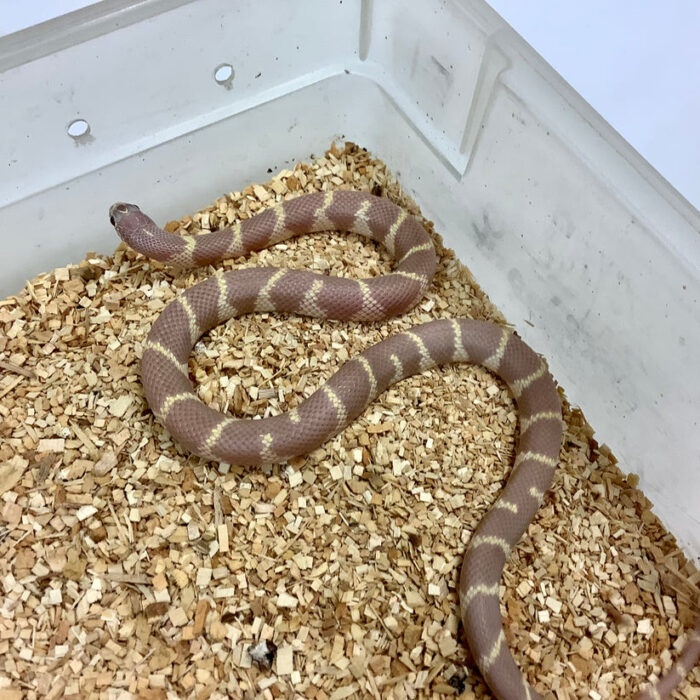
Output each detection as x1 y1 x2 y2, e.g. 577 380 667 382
109 189 699 698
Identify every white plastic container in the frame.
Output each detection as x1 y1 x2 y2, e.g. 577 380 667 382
1 0 698 558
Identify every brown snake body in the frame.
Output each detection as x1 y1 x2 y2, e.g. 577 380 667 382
109 190 699 698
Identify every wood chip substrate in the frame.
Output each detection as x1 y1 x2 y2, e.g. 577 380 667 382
0 142 698 700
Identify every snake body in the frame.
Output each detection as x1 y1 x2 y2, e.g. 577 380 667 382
109 190 699 698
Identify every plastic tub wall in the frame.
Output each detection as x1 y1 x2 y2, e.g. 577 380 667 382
1 0 698 558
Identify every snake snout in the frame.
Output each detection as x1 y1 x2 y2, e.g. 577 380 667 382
109 202 141 227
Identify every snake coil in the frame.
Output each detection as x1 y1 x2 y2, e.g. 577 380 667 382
110 190 699 698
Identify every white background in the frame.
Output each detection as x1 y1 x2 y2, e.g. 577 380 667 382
0 0 98 33
486 0 700 211
2 0 699 210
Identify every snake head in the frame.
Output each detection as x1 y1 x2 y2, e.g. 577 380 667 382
109 202 141 228
109 202 161 253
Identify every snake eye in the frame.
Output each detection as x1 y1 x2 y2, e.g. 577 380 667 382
109 215 115 226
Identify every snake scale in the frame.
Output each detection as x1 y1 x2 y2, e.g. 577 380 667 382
109 189 699 698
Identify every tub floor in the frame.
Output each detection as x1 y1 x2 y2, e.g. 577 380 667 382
0 143 697 699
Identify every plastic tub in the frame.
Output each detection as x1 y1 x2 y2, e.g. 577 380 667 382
1 0 698 559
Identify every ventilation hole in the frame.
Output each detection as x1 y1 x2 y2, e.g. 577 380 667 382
67 119 90 138
213 63 234 88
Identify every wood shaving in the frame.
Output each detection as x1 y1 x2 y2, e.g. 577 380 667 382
0 142 697 699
